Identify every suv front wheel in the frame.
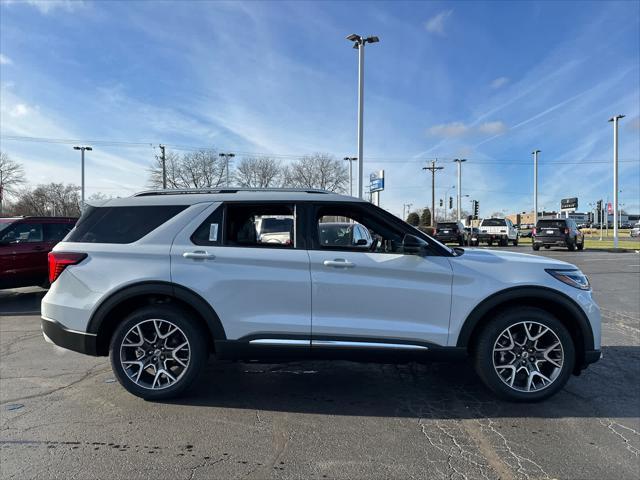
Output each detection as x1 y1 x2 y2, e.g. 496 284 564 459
109 305 208 400
473 307 575 402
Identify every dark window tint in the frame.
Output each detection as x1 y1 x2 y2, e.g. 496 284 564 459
0 223 43 243
67 205 186 243
225 203 294 248
537 220 567 229
191 206 223 246
437 222 458 229
482 219 506 226
44 222 75 242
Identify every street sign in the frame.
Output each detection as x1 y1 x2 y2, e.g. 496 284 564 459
370 170 384 193
561 197 578 211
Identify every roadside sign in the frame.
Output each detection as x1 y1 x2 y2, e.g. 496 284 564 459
561 197 578 211
370 170 385 193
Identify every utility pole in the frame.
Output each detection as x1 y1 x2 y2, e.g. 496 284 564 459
346 34 379 199
159 144 167 189
532 150 540 225
609 114 624 248
73 145 93 211
343 157 357 196
402 203 413 221
453 159 467 221
423 160 444 227
219 152 235 187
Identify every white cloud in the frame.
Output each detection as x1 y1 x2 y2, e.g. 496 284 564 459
0 53 12 65
477 121 508 135
428 121 468 137
490 76 509 89
2 0 81 14
9 103 29 117
425 10 453 35
428 121 508 137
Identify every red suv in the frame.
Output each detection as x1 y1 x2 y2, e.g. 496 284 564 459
0 216 77 289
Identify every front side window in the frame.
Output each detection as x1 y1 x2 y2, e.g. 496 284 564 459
225 203 295 248
314 205 408 254
0 223 44 243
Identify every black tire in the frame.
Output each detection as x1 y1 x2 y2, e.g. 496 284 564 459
567 241 576 251
500 238 508 247
577 239 584 251
487 240 493 246
109 305 209 400
473 307 575 402
544 245 550 249
532 244 540 251
459 237 465 246
512 238 519 246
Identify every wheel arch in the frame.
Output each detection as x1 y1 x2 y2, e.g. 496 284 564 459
88 281 226 356
457 286 594 373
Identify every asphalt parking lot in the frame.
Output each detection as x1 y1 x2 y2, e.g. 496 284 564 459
1 247 639 480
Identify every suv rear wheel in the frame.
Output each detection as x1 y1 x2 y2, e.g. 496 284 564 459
109 305 208 400
473 307 575 402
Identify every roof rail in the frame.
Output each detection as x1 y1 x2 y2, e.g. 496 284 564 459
133 188 331 197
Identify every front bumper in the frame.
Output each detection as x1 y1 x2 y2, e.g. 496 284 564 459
41 317 98 356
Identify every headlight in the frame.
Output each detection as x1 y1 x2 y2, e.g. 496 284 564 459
546 269 590 290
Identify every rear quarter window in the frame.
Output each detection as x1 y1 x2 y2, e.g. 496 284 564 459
66 205 186 243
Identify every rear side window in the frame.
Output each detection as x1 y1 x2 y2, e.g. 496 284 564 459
67 206 186 243
44 222 75 242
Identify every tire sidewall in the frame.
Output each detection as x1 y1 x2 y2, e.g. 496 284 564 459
473 307 575 402
109 305 208 400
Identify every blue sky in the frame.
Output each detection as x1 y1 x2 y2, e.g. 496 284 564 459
1 0 639 218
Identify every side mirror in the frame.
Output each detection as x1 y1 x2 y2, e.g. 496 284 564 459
402 234 428 256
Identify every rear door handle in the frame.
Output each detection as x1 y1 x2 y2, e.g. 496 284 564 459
323 259 355 268
183 250 216 260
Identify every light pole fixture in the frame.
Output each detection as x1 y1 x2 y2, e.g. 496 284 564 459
343 156 357 196
346 33 379 200
608 114 624 248
219 152 235 187
73 145 93 211
453 158 467 221
532 150 540 225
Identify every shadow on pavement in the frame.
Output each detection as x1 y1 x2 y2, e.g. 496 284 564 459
167 345 639 419
0 288 46 316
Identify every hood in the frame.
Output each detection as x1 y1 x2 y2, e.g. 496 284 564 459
456 248 575 269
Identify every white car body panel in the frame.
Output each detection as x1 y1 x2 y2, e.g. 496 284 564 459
308 251 453 345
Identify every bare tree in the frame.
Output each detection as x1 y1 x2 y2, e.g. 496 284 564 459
0 151 26 214
235 157 282 188
11 183 81 217
147 150 227 189
283 153 348 192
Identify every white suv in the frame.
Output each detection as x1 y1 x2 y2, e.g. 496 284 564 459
41 189 601 402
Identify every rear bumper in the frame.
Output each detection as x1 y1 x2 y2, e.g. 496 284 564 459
41 316 98 356
435 235 460 243
533 236 568 246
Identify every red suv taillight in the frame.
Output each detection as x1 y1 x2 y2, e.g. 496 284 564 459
532 227 537 235
48 252 87 283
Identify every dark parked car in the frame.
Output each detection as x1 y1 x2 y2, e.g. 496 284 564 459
532 218 584 251
434 221 467 246
0 216 77 289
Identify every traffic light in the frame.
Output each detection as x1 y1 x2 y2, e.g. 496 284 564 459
596 200 602 223
473 200 480 219
449 196 453 209
439 198 443 207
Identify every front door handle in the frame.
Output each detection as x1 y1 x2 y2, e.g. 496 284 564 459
183 250 216 260
323 259 355 268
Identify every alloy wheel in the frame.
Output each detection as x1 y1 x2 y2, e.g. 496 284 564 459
492 321 564 393
119 319 190 390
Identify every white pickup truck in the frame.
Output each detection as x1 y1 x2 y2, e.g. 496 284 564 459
478 218 519 246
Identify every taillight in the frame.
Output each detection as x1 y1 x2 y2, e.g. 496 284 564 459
48 252 87 283
533 228 537 235
564 228 569 234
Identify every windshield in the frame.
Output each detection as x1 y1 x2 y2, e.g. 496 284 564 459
260 218 293 234
481 218 506 226
537 220 566 228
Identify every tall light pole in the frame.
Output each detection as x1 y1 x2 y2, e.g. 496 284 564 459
609 114 624 248
532 150 540 225
346 33 379 199
453 158 467 221
343 156 357 196
73 146 92 211
219 152 235 187
403 203 413 221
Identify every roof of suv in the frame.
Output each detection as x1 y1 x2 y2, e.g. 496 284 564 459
100 188 365 207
